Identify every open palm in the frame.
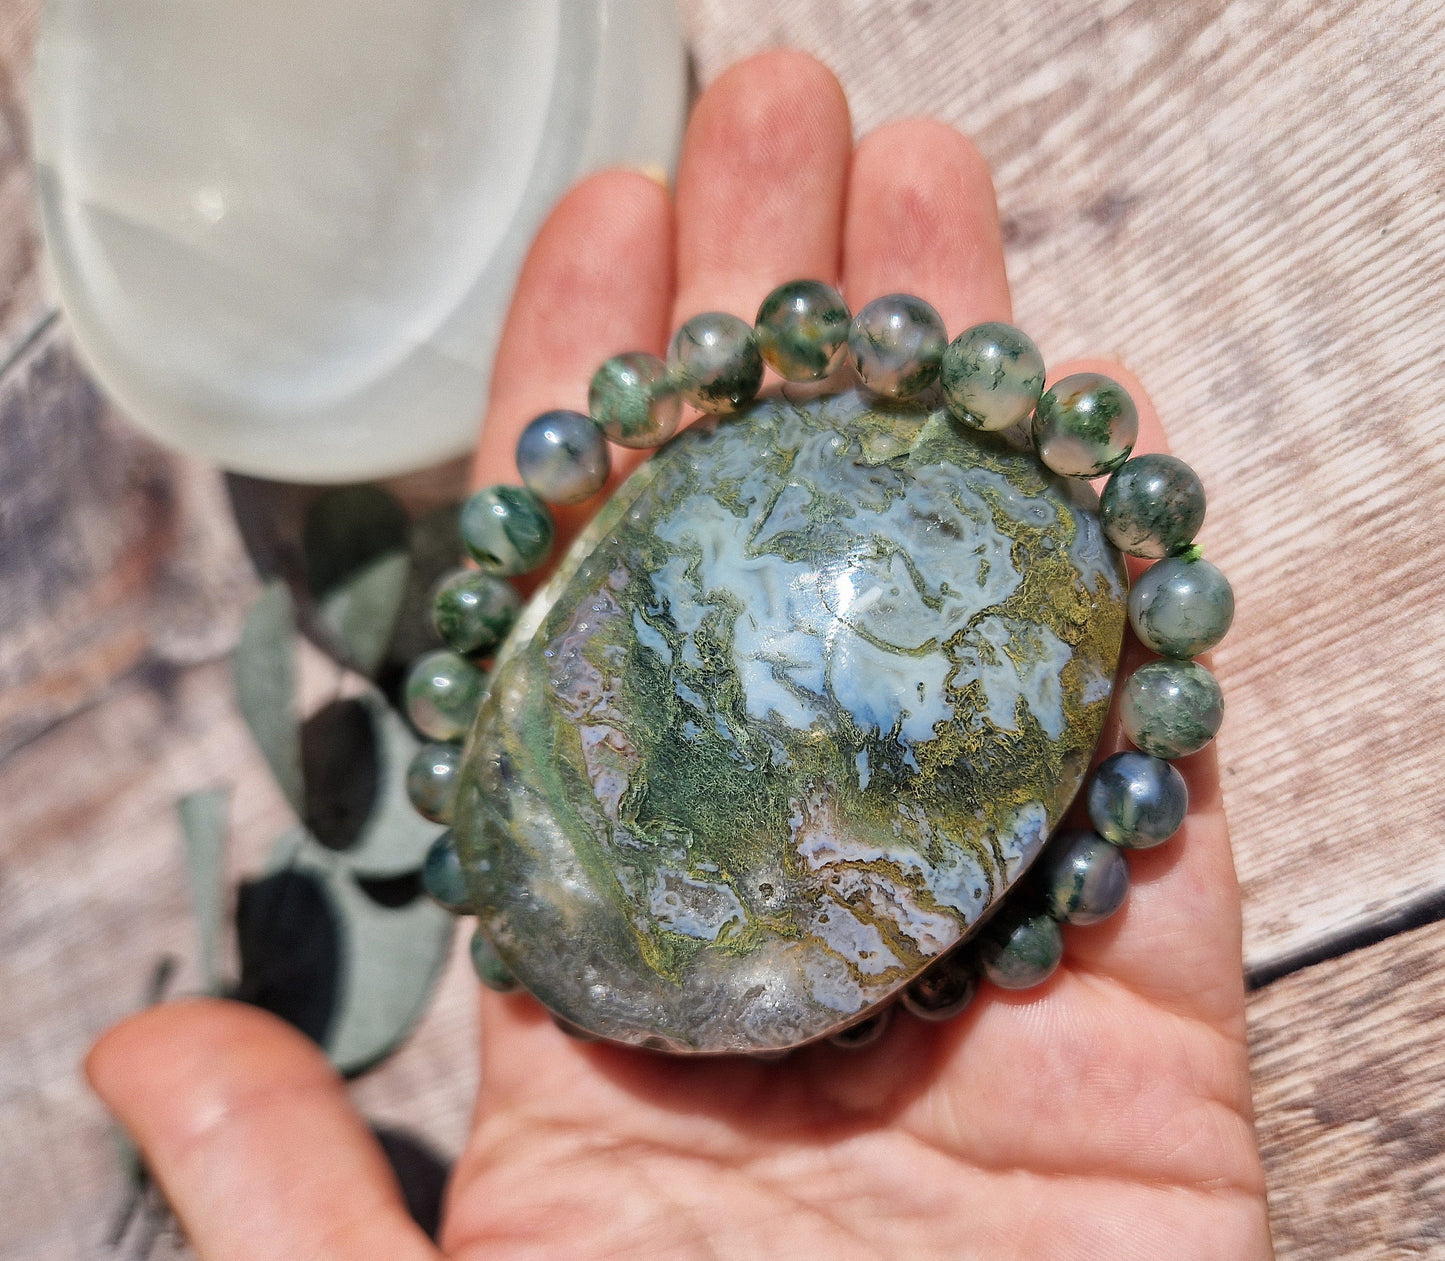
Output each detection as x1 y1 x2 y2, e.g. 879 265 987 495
90 52 1270 1260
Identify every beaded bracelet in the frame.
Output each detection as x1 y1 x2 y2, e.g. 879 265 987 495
400 279 1234 1054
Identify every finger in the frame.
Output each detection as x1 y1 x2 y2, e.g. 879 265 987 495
1047 358 1244 1034
87 999 438 1261
471 168 675 549
672 50 852 325
842 117 1011 329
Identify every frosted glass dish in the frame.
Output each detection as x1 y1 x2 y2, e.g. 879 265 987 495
32 0 686 481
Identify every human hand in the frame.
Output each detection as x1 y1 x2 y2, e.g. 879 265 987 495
89 51 1271 1259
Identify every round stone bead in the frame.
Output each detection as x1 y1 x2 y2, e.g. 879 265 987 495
847 293 947 398
1100 454 1206 559
515 409 610 505
405 742 462 824
901 950 977 1022
940 321 1046 431
1032 372 1139 477
422 830 471 912
589 352 681 448
1129 554 1235 658
828 1004 893 1049
459 485 554 576
754 279 851 381
404 650 486 742
431 569 521 659
978 911 1064 990
668 312 764 413
1038 829 1130 926
1087 750 1188 849
1120 659 1225 759
469 927 519 993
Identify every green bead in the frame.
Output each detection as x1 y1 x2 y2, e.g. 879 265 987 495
1032 372 1139 477
901 950 977 1021
1039 829 1129 926
590 352 681 448
754 279 850 381
459 485 554 576
1087 751 1188 849
422 830 471 912
1120 659 1224 759
827 1005 893 1049
406 742 462 823
404 649 485 742
1101 454 1206 558
515 409 610 505
940 322 1045 431
669 312 764 413
469 927 520 992
978 911 1064 990
431 569 521 658
1128 554 1235 657
848 294 947 398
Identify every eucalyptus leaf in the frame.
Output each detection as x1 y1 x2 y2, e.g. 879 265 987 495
301 698 379 851
235 581 304 814
250 687 452 1074
233 861 340 1047
289 839 454 1075
304 487 411 676
341 689 446 878
177 789 229 995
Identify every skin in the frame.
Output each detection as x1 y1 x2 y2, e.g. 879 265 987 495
87 52 1272 1260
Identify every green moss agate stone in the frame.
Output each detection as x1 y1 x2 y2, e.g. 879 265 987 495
454 388 1127 1053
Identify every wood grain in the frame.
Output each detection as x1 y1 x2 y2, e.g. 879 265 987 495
1248 918 1445 1258
0 322 257 760
680 0 1445 980
0 0 50 371
0 653 477 1259
2 0 1444 1255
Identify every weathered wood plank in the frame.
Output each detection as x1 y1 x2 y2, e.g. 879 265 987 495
0 323 257 759
0 0 52 372
1248 918 1445 1258
679 0 1445 973
0 654 477 1259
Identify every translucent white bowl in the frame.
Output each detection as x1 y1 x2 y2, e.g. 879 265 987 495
33 0 686 481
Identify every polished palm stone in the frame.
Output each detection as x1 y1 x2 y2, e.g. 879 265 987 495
848 294 947 398
978 910 1064 990
669 312 764 413
940 322 1046 432
590 352 682 448
1033 373 1138 477
1100 454 1205 559
901 949 978 1021
422 830 471 912
460 485 554 576
470 927 520 993
432 569 522 658
1121 659 1224 759
516 409 610 505
1129 554 1235 657
404 650 486 742
1038 829 1129 925
1087 750 1188 849
754 280 851 381
454 388 1127 1053
406 742 463 824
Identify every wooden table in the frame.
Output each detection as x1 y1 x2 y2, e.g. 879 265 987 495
3 1 1443 1255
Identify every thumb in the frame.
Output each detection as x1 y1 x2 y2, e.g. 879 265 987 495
87 998 439 1261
